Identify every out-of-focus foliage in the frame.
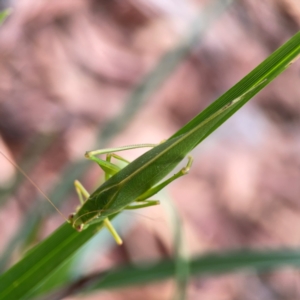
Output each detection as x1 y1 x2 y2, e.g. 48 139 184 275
0 8 10 25
0 0 300 299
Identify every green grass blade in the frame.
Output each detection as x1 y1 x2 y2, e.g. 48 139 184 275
0 30 299 300
0 221 106 300
39 249 300 298
170 31 300 141
163 197 189 300
84 249 300 292
0 223 74 300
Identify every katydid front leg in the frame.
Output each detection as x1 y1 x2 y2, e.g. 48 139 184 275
73 180 123 245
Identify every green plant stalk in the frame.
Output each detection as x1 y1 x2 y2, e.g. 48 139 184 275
87 249 300 291
34 249 300 299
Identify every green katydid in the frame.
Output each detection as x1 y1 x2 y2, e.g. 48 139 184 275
68 79 267 245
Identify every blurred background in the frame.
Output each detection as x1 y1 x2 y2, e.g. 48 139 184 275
0 0 300 299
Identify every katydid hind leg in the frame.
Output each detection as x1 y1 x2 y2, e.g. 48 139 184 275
106 153 130 165
85 154 121 177
85 144 157 159
85 144 156 174
104 153 131 180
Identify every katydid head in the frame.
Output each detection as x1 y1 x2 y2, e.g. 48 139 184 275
68 209 106 231
68 213 86 232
